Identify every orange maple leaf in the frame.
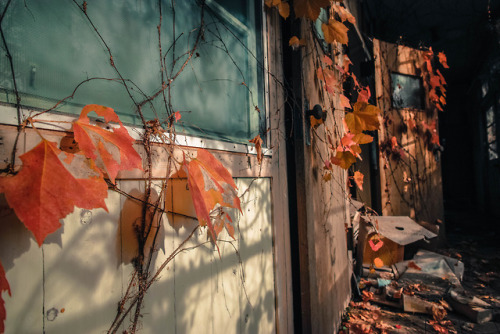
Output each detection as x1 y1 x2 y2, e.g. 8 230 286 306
321 19 349 45
73 104 143 184
345 102 380 134
340 94 351 109
249 134 263 164
354 171 364 190
294 0 332 21
184 149 241 243
0 261 10 334
317 67 337 94
437 52 449 69
289 36 306 49
357 86 371 103
322 55 333 66
278 1 290 19
0 140 108 246
333 4 356 24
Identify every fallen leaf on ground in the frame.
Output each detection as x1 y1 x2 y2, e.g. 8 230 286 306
408 261 422 271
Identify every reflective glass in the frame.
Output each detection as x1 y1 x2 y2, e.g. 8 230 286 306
0 0 264 143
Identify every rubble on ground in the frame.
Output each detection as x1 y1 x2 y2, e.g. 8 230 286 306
341 211 500 333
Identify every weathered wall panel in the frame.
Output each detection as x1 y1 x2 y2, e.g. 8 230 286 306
297 22 352 334
0 124 276 333
374 39 444 224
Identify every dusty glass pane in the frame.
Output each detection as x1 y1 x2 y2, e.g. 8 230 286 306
391 72 424 109
0 0 264 143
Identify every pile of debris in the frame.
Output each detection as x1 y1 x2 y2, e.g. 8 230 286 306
341 204 500 333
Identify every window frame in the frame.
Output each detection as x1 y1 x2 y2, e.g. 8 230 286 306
0 0 271 156
389 71 425 110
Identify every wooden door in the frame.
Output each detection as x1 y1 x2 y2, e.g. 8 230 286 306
373 39 444 225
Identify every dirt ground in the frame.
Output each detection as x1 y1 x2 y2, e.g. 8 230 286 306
340 218 500 334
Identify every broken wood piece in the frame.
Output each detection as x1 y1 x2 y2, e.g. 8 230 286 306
361 267 395 280
446 289 493 324
402 294 436 315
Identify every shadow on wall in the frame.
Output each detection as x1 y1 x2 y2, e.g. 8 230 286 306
1 177 275 333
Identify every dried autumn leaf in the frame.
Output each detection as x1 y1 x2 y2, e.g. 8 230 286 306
352 133 373 145
408 261 422 271
294 0 331 21
374 257 384 268
333 3 356 24
431 303 447 321
0 261 10 334
345 102 380 134
437 52 449 69
331 151 357 169
184 149 241 243
431 323 449 334
354 171 364 190
362 290 374 302
289 36 306 49
73 104 143 183
264 0 281 7
174 111 182 122
437 69 447 86
321 19 349 45
369 238 383 252
0 140 109 246
317 67 337 94
278 1 290 19
390 136 398 149
340 94 351 109
249 134 263 164
322 55 333 66
357 86 371 103
337 133 362 157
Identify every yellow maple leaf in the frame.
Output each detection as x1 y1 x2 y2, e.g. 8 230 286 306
352 133 373 145
345 102 380 134
331 151 357 169
321 19 349 45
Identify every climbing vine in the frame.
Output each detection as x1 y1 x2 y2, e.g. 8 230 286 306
0 0 449 333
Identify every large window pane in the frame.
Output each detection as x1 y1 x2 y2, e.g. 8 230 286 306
0 0 264 143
